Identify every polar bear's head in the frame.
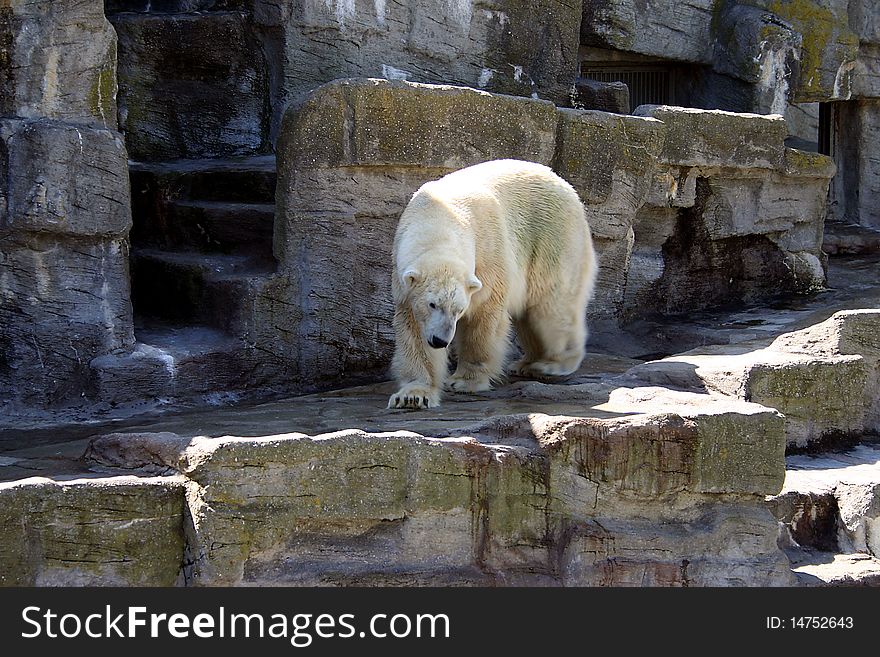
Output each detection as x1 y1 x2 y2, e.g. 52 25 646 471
400 267 482 349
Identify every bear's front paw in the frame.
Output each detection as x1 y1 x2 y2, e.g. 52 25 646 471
387 384 440 410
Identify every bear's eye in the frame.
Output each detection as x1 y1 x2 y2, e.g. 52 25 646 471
429 302 436 310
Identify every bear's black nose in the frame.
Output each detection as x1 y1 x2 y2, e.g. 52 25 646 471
429 336 449 349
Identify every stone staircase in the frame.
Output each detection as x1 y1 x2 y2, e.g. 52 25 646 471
90 156 279 405
91 3 279 405
128 156 277 335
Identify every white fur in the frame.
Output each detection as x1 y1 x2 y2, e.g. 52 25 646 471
387 159 598 409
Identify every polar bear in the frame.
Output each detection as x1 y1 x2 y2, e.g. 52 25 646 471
387 159 597 410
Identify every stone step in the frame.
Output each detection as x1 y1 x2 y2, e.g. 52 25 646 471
110 12 270 160
106 1 248 14
130 249 273 334
90 324 261 406
824 221 880 256
133 200 275 258
130 156 277 204
768 444 880 559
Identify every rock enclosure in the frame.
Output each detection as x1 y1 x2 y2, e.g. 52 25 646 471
1 0 879 587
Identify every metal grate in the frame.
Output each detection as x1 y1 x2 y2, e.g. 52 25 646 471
580 66 672 110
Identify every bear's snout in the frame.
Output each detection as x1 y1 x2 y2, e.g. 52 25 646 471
428 336 449 349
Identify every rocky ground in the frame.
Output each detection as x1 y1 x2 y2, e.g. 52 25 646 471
1 254 878 586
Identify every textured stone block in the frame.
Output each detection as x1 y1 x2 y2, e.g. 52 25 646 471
744 356 868 444
553 108 664 217
573 78 630 114
272 167 423 381
580 0 716 64
590 233 634 319
2 119 131 238
0 117 134 407
0 0 118 128
770 310 880 432
111 11 270 160
0 236 135 406
700 174 828 245
559 505 793 587
0 476 185 586
634 105 788 169
178 432 533 585
628 311 880 446
280 78 558 171
586 387 786 496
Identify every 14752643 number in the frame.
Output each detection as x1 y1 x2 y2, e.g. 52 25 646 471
790 617 853 629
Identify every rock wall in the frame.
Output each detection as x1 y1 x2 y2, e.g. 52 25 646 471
107 0 584 161
268 78 834 388
580 0 866 104
109 7 272 160
253 0 583 139
0 1 134 408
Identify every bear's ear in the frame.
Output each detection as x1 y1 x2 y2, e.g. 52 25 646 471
466 275 483 293
401 269 421 290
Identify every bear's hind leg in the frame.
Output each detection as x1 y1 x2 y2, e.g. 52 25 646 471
447 305 510 393
511 302 586 378
508 315 543 375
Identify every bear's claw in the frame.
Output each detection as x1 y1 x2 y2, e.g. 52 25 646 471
387 387 439 410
